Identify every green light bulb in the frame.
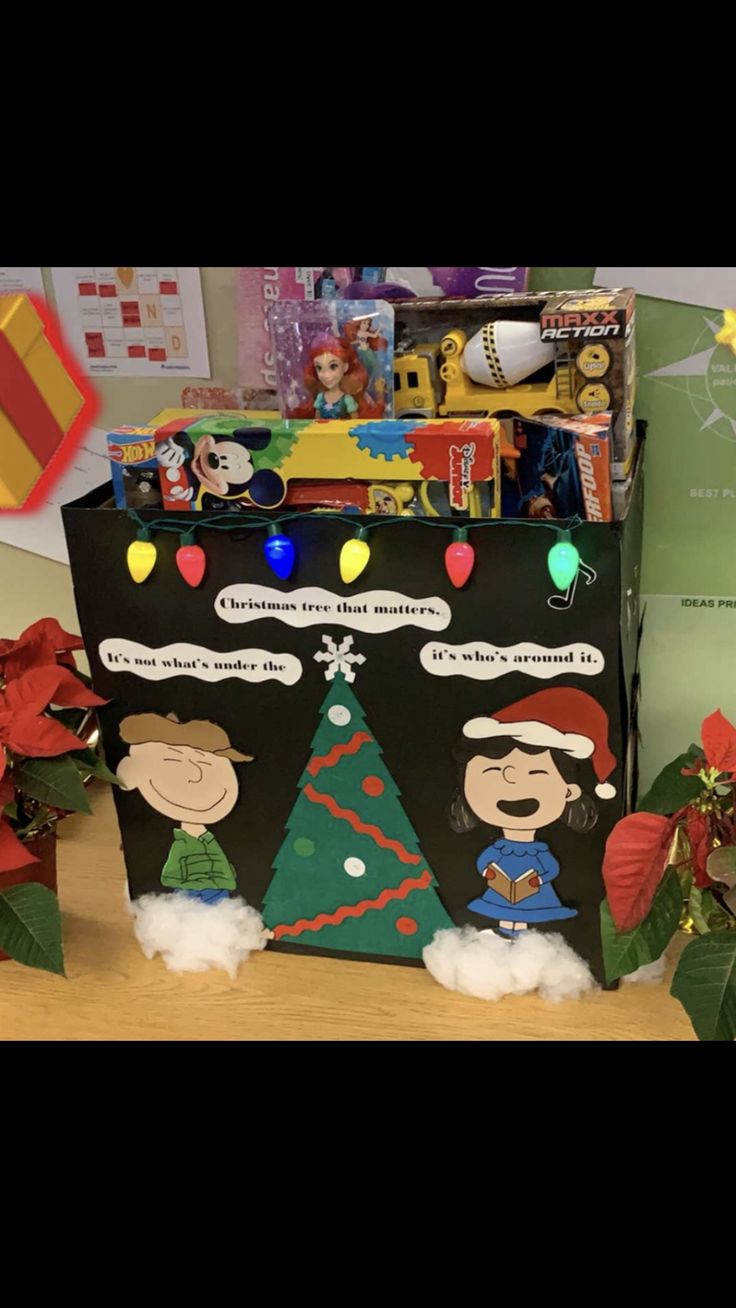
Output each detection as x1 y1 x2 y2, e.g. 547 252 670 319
548 537 580 590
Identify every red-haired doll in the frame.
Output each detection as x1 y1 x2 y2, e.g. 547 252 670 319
296 334 383 420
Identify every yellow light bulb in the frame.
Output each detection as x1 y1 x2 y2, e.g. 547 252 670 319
127 538 157 584
340 536 371 585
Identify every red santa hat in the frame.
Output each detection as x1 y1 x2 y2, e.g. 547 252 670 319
463 687 617 800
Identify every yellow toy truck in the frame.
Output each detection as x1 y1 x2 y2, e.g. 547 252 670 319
393 327 578 422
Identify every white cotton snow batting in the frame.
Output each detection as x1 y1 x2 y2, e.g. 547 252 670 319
423 926 596 1003
129 893 268 978
621 954 667 985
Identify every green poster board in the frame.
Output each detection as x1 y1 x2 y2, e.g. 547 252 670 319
530 268 736 788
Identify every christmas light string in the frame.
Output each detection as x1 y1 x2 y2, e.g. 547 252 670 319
125 509 586 592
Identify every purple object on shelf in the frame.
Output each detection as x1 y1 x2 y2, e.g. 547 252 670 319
428 267 530 296
341 281 417 301
342 269 530 301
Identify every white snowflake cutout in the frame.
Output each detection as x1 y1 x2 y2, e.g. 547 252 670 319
314 634 366 683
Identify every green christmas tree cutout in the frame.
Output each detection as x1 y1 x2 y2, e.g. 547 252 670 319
262 636 454 959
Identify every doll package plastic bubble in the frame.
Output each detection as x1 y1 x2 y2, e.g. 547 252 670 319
268 300 395 421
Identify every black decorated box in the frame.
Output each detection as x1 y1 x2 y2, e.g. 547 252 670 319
62 453 643 984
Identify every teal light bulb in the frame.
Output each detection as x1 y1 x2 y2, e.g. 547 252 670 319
548 539 580 591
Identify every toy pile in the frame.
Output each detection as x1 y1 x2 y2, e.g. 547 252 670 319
108 283 640 528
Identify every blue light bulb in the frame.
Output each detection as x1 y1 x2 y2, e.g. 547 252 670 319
264 530 296 581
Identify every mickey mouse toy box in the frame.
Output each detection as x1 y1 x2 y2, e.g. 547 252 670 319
107 411 503 516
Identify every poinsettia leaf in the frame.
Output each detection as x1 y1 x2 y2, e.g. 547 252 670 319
18 617 83 653
686 809 713 888
688 743 703 759
601 868 682 981
48 707 88 732
0 817 39 873
1 666 62 716
51 668 103 706
2 665 105 715
671 932 736 1041
0 636 45 680
602 810 676 931
2 712 86 758
637 753 704 815
15 756 92 814
69 748 119 785
0 776 14 809
688 886 734 935
707 846 736 886
688 886 713 934
0 615 86 685
0 883 65 975
701 710 736 775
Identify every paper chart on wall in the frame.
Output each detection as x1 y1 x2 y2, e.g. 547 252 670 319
0 426 111 563
50 267 211 378
0 267 45 295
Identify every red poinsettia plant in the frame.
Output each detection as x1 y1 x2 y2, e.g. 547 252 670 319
0 618 112 975
601 709 736 1041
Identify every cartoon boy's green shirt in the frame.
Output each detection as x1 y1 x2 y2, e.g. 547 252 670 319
161 829 237 891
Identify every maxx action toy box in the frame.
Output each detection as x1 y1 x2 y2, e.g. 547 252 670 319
391 288 636 480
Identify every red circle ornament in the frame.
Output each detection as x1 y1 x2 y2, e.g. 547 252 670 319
395 916 418 936
362 775 385 797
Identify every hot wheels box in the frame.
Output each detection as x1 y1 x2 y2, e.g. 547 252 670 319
107 410 281 510
108 426 162 511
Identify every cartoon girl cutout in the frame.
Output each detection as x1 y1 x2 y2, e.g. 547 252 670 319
448 687 617 938
300 334 384 420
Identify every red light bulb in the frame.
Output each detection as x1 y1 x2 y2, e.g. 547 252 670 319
176 538 206 588
445 530 475 589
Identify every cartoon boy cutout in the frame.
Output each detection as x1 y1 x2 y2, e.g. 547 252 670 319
449 688 617 938
117 713 253 905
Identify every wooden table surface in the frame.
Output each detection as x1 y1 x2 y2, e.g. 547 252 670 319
0 788 695 1041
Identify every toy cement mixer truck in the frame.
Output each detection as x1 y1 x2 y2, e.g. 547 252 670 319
393 320 578 422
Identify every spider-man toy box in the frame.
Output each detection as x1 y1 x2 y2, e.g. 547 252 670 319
501 414 613 523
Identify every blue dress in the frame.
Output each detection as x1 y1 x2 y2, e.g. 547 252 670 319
467 839 577 924
315 392 358 419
